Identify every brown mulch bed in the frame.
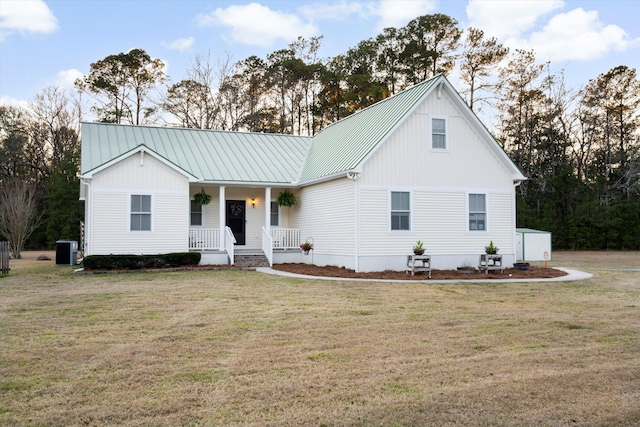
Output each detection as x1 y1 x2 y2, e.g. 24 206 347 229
272 263 568 280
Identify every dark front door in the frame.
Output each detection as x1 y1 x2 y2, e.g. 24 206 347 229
226 200 246 245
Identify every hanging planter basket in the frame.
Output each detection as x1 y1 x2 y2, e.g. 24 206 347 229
277 190 297 207
193 188 212 206
299 241 313 255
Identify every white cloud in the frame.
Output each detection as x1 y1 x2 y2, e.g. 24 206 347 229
197 3 318 47
466 0 564 40
162 37 194 52
371 0 437 30
298 1 366 21
53 69 84 89
515 8 639 62
0 95 29 108
0 0 58 41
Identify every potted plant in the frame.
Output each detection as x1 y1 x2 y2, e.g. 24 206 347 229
300 241 313 255
485 240 499 255
277 190 297 207
413 240 425 256
193 188 212 206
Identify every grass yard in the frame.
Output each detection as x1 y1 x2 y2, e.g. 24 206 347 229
1 251 639 426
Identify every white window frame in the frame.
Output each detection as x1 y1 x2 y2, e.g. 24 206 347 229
270 200 280 227
130 194 152 232
430 116 448 151
389 190 412 232
468 193 488 232
190 199 204 227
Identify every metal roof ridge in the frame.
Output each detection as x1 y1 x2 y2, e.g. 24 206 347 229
81 121 312 141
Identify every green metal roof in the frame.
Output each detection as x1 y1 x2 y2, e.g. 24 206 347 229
81 75 524 186
297 75 441 182
81 123 312 184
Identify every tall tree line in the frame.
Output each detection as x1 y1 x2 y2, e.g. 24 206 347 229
1 13 638 253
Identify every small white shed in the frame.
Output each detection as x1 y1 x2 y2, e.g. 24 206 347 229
516 228 552 261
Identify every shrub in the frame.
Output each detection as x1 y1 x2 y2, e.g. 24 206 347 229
83 252 201 270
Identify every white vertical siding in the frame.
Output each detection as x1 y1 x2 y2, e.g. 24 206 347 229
360 91 514 189
89 153 189 255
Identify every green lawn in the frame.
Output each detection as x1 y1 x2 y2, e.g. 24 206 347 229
1 251 639 426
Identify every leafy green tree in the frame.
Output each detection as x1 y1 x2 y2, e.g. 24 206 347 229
459 27 509 111
0 106 30 180
400 14 462 84
44 140 83 246
375 27 406 94
77 48 167 124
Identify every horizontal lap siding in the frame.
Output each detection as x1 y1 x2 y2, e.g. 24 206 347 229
359 189 514 256
90 154 189 255
292 178 354 255
488 192 514 253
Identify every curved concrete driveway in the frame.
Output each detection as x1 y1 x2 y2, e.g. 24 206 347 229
257 267 593 283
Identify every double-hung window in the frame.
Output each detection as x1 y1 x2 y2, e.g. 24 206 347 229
270 201 280 227
469 193 486 231
431 117 447 150
390 191 410 231
131 195 151 231
190 200 203 227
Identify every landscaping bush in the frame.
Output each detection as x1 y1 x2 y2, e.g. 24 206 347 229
83 252 201 270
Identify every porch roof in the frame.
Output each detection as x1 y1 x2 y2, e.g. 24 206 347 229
81 124 312 184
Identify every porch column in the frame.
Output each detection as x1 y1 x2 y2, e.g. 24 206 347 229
219 186 225 251
264 187 271 233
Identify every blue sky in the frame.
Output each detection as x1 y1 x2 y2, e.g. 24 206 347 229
1 0 639 108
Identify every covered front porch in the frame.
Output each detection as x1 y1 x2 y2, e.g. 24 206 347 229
187 185 303 266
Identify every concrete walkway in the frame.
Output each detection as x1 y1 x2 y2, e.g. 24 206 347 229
256 267 593 283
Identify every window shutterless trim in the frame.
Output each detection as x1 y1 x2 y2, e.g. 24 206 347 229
130 194 152 232
430 115 449 151
389 190 412 232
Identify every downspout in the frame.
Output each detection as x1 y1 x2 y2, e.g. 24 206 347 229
347 172 362 272
513 180 522 263
81 178 91 256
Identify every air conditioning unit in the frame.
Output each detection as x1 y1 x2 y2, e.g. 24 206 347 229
56 240 78 266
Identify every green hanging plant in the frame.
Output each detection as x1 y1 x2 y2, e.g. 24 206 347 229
276 189 297 207
193 188 212 206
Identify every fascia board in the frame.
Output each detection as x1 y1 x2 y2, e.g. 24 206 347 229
353 76 443 172
81 145 199 182
441 79 527 181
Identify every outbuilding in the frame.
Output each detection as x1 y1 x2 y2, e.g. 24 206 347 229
516 228 552 262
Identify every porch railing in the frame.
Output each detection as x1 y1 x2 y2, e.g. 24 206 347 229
189 228 220 250
225 226 236 265
189 227 300 254
270 228 301 250
262 227 273 267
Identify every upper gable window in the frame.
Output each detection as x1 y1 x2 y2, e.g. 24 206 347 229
431 117 447 150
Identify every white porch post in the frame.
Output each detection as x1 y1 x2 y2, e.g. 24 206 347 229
219 186 225 251
264 187 271 233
